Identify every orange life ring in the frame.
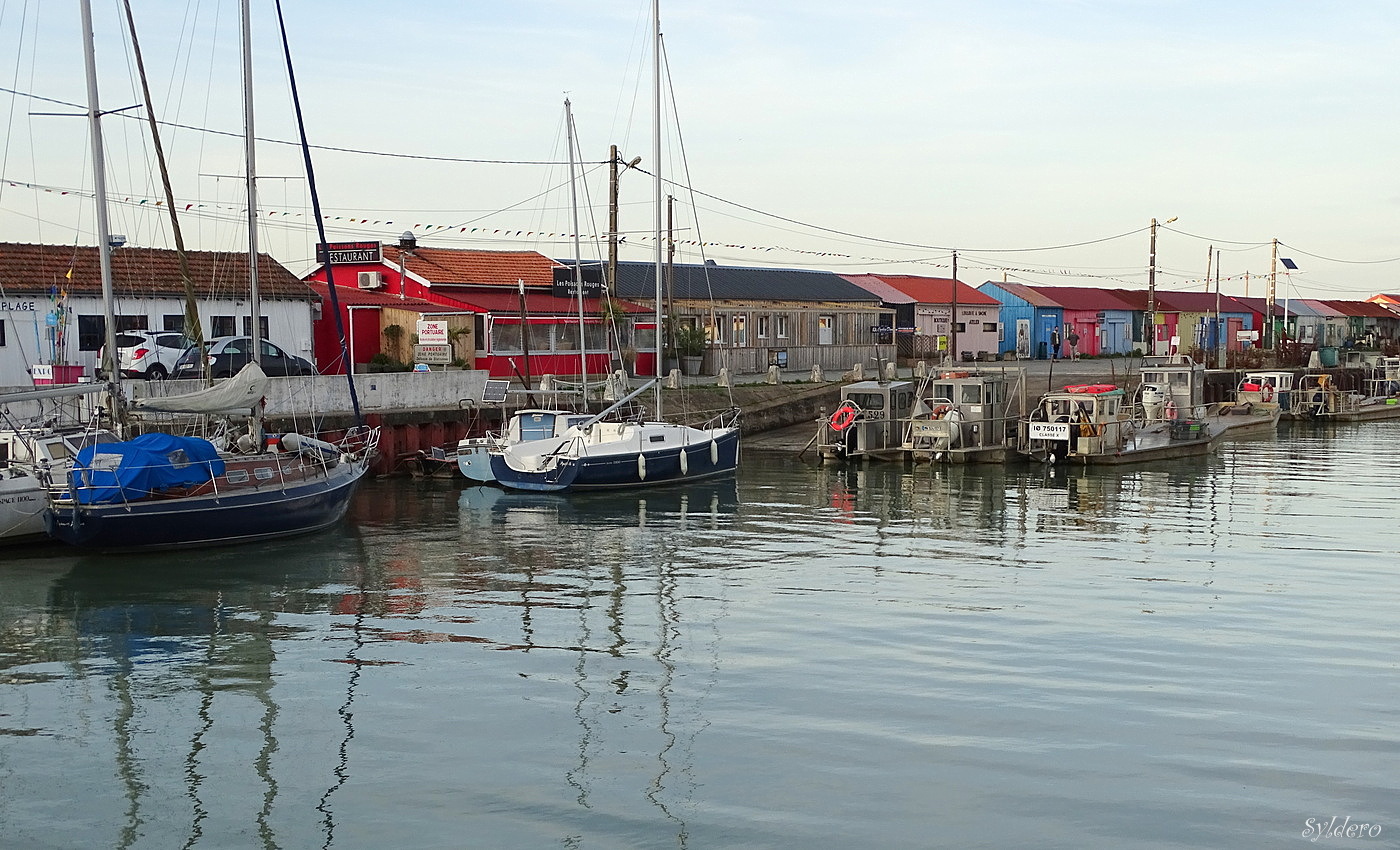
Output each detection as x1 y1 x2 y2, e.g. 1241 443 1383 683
1261 385 1275 403
829 403 859 431
930 404 950 419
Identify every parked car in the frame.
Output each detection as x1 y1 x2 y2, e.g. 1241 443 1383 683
98 330 193 380
172 336 316 379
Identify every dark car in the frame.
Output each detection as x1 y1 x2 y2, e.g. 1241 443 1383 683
172 336 316 379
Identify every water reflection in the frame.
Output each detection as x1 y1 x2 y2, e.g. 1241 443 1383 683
3 426 1398 847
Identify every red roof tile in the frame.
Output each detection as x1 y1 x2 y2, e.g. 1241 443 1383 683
384 246 560 288
856 274 999 306
1025 285 1139 311
1322 300 1399 319
0 242 314 300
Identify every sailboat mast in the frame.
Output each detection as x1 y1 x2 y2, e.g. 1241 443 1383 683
241 0 262 365
79 0 119 399
565 99 588 398
652 0 663 415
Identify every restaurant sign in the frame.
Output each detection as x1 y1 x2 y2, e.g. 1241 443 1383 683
316 241 382 265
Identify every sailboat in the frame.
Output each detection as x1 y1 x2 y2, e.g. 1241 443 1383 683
44 0 378 550
1 383 120 545
487 2 741 492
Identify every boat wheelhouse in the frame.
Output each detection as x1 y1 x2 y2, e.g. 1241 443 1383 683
1023 383 1223 465
816 379 916 462
902 370 1023 463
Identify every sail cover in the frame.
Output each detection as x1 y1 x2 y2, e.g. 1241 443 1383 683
69 432 225 504
131 362 269 415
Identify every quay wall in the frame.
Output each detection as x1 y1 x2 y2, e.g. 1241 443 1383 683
8 363 1382 476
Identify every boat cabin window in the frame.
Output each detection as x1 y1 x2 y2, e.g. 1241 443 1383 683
959 384 982 404
931 383 952 400
519 414 558 442
846 392 885 411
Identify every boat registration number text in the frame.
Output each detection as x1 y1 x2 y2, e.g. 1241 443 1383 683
1029 422 1072 441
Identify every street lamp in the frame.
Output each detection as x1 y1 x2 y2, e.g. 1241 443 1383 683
398 230 416 300
1145 216 1177 356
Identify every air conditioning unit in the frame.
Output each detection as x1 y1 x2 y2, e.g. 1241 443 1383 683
357 271 383 289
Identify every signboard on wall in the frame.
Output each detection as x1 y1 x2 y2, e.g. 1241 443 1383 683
550 265 603 299
316 241 382 265
416 319 448 345
414 344 451 365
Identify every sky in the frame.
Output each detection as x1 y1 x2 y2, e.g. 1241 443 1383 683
2 0 1398 302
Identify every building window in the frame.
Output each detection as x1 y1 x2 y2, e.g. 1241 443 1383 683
78 314 146 350
732 314 747 347
756 315 769 339
0 319 5 347
162 314 185 332
212 315 236 337
984 322 998 334
776 314 789 339
707 314 726 345
241 316 270 339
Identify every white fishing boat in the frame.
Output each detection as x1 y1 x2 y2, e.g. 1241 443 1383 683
816 378 916 462
1291 356 1400 421
1023 383 1225 465
1136 354 1279 436
902 369 1024 463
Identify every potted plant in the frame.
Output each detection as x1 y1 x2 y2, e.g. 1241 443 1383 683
674 324 706 376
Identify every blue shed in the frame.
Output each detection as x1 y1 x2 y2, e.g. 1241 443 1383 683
977 281 1064 360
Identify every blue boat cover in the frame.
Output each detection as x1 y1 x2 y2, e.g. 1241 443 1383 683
70 432 226 504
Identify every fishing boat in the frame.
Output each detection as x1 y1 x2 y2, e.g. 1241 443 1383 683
1023 383 1225 465
901 369 1024 463
1136 354 1279 436
1236 370 1296 414
45 0 378 550
816 377 916 462
1291 357 1400 421
487 1 741 493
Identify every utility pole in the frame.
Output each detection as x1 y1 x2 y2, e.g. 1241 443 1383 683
950 250 959 366
607 144 619 298
1213 248 1223 366
1145 216 1178 356
1267 238 1278 351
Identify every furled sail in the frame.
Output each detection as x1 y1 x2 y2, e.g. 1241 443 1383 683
130 362 269 415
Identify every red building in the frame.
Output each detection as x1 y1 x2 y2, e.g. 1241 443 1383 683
302 242 647 378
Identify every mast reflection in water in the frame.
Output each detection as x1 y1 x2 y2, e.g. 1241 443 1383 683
2 424 1399 847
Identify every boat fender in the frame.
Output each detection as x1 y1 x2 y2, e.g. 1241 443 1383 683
638 453 647 481
281 432 340 460
710 440 719 466
829 403 859 431
1164 400 1177 420
680 448 689 476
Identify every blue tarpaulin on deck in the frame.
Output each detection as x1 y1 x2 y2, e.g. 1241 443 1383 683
70 433 225 504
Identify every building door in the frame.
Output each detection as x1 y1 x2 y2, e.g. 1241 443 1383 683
818 315 834 346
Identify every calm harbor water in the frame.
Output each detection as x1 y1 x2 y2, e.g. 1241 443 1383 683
2 422 1397 849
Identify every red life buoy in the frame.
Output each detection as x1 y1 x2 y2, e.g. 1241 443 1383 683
829 402 859 431
930 404 950 419
1262 385 1275 403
